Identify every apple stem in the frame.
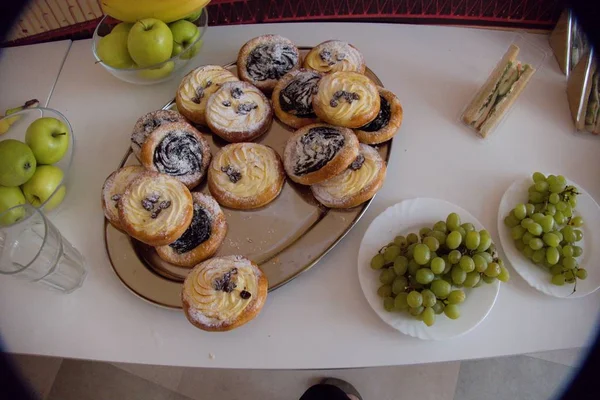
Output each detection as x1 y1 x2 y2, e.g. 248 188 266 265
52 132 67 138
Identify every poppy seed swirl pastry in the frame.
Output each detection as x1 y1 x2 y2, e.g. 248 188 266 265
130 110 186 160
175 65 239 125
313 71 380 128
354 87 403 144
272 69 322 129
303 40 366 74
237 35 301 93
205 81 273 142
118 171 194 246
208 143 285 209
155 193 227 267
140 122 211 189
283 123 359 185
311 144 387 208
101 165 145 231
182 255 268 332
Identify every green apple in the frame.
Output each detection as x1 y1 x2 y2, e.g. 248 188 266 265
169 20 199 58
111 22 133 35
127 18 173 67
25 117 69 165
97 32 135 69
138 61 175 80
0 186 26 225
184 8 203 22
0 139 36 187
181 37 203 60
21 165 65 211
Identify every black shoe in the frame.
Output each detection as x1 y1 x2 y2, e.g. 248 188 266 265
320 378 363 400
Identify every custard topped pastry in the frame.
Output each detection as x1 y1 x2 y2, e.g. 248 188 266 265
283 123 359 185
140 122 211 189
118 171 193 246
131 110 185 160
176 65 239 125
304 40 366 74
354 86 403 144
237 35 301 93
272 69 322 129
208 143 285 209
311 144 387 208
182 255 268 332
205 81 273 142
101 165 145 230
313 71 380 128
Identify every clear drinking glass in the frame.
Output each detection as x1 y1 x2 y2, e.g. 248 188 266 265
0 204 86 293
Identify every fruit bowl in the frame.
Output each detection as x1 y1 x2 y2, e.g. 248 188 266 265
0 107 74 216
92 9 208 85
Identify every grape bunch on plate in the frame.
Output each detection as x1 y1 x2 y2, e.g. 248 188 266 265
370 213 509 327
504 172 586 287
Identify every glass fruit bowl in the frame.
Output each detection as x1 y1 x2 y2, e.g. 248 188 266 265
0 107 74 218
92 9 208 85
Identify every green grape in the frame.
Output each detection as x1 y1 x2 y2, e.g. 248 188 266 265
432 302 445 315
408 259 420 275
564 270 575 281
535 181 549 193
562 245 574 257
523 246 534 259
443 262 452 275
576 269 588 280
540 216 555 233
371 254 385 269
394 235 408 248
383 245 401 262
498 266 510 282
484 262 501 277
461 223 475 233
545 204 556 216
383 297 395 311
569 197 578 208
409 306 424 316
430 257 445 274
482 275 497 284
522 232 534 245
551 274 566 286
525 203 536 216
430 279 451 299
393 256 409 275
572 246 583 257
380 268 396 284
563 205 573 218
477 230 492 252
407 290 423 308
416 268 435 284
529 238 544 250
444 304 460 319
448 290 466 305
428 230 447 246
573 230 583 242
532 172 546 182
549 193 560 204
513 203 527 220
422 307 436 326
554 211 566 226
423 236 440 252
546 247 560 265
532 213 545 223
421 289 437 307
446 213 461 231
562 256 577 270
511 226 526 240
465 231 480 250
455 226 467 240
549 182 566 194
464 271 481 287
405 243 416 259
446 231 462 250
532 248 546 263
542 232 560 248
529 191 545 204
394 292 409 310
527 223 543 236
557 175 567 185
521 218 534 228
433 221 447 233
528 184 538 194
451 265 467 285
419 227 431 238
472 254 488 273
550 265 563 276
459 256 475 272
571 216 584 227
478 251 493 264
378 285 393 297
514 240 526 252
407 233 419 244
562 226 576 243
554 230 564 242
504 215 520 228
392 276 408 295
413 244 431 265
448 250 462 264
556 201 567 211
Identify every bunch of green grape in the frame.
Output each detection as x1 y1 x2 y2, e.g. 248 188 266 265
371 212 509 327
504 172 587 286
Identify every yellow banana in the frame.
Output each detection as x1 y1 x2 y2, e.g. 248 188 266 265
101 0 210 23
0 99 39 135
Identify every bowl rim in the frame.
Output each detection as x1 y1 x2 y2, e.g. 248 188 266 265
92 8 208 72
0 106 74 211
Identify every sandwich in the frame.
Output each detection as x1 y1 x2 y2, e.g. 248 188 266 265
462 44 536 137
567 52 600 134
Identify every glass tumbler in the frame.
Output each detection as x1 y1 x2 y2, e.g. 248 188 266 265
0 204 86 293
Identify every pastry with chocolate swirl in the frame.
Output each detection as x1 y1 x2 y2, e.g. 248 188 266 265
313 71 380 128
101 165 145 231
272 69 323 129
140 122 211 189
304 40 366 74
354 86 403 144
131 110 186 160
155 193 227 267
283 123 359 185
182 255 268 332
311 144 387 208
237 35 301 93
205 81 273 143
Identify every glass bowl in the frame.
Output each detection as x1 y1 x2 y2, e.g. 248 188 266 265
0 107 74 215
92 9 208 85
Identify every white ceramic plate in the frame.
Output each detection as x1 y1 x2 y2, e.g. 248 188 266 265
497 175 600 298
357 198 500 340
